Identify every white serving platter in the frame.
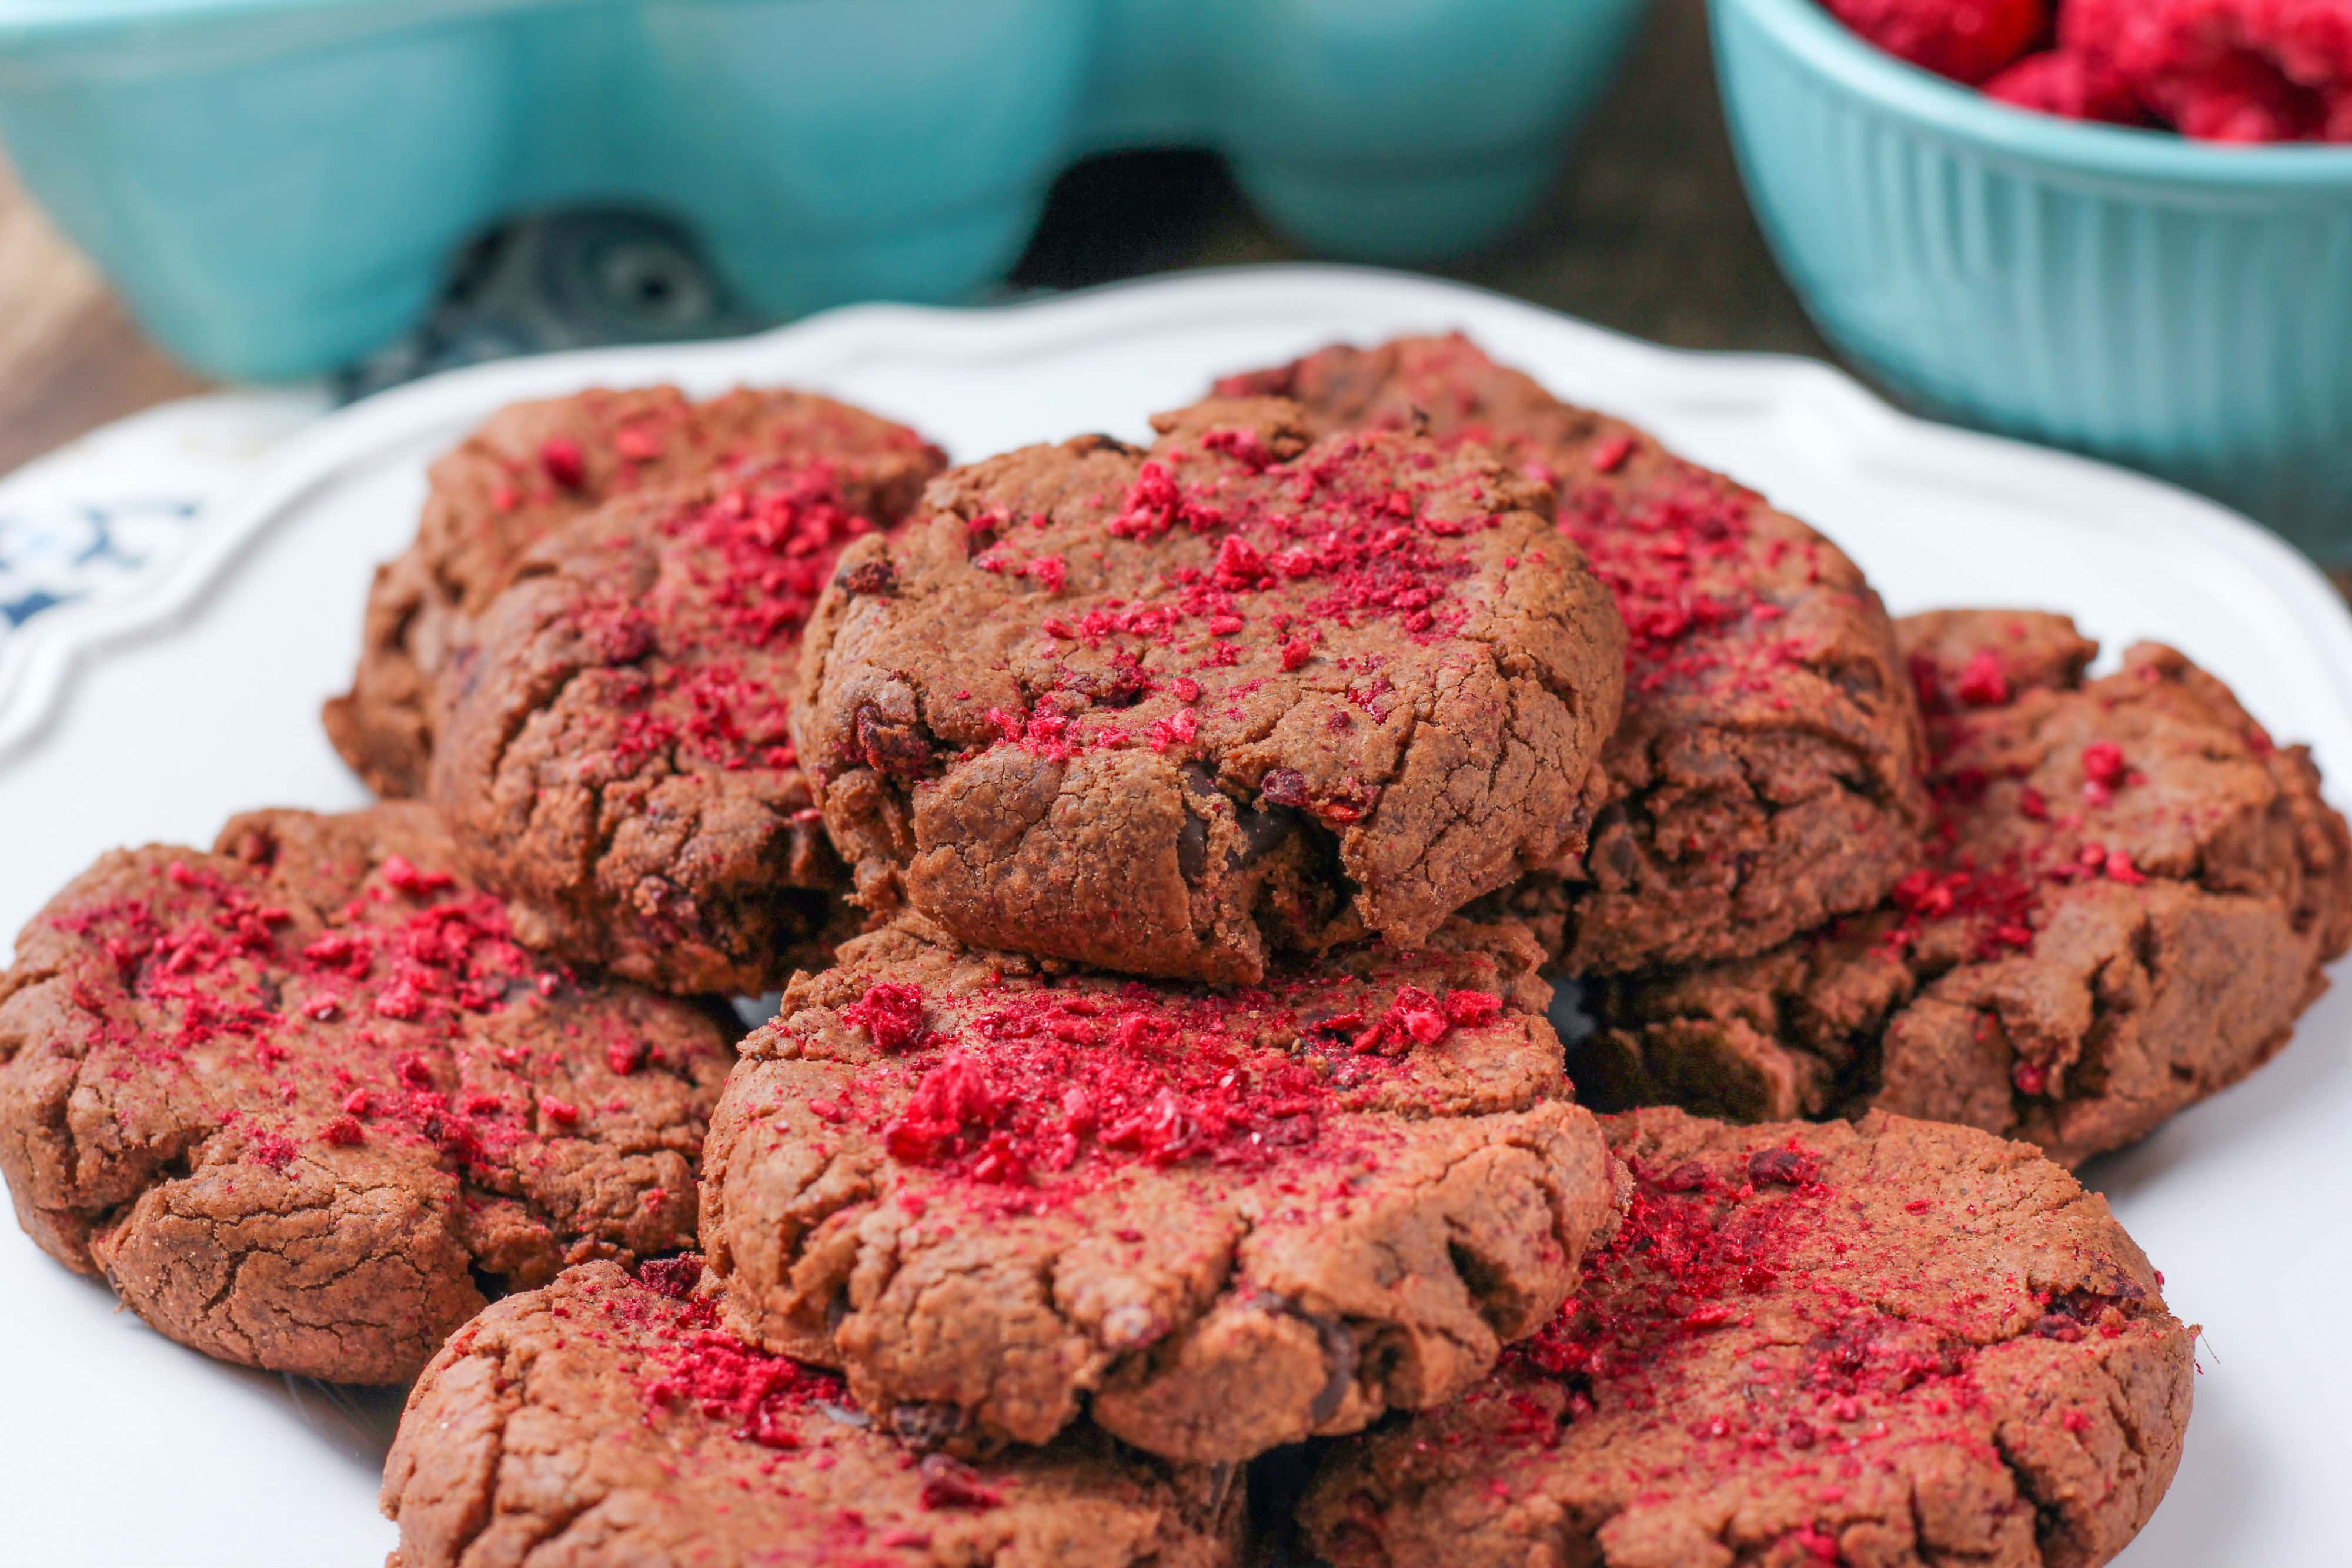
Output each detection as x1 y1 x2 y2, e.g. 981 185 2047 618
1 266 2346 1566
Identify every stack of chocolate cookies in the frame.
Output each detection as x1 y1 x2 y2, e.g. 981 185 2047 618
4 336 2341 1567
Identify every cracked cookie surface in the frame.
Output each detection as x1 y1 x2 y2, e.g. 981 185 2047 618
1577 610 2352 1165
326 385 944 797
698 917 1620 1463
793 396 1624 984
383 1259 1242 1568
1299 1107 2194 1568
427 460 901 994
0 804 731 1383
1218 335 1929 974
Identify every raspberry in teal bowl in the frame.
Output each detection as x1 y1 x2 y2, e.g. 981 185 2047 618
1712 0 2352 559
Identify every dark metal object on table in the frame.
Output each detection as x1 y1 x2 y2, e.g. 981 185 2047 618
329 0 1826 393
333 209 769 402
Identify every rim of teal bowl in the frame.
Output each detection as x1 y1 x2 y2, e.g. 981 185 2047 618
1722 0 2352 187
0 0 549 59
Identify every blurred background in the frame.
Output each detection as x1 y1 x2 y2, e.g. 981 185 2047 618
2 0 2346 565
0 0 1820 473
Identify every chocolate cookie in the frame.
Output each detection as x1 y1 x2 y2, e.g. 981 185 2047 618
794 396 1625 984
1218 335 1929 973
0 804 732 1383
325 385 944 797
426 460 892 994
698 917 1621 1463
384 1260 1242 1568
1576 610 2352 1165
1299 1108 2194 1568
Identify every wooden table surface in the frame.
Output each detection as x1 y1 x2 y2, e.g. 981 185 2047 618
0 0 1826 479
0 161 208 477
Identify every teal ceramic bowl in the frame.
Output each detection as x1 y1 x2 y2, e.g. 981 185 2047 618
1712 0 2352 559
0 0 1649 383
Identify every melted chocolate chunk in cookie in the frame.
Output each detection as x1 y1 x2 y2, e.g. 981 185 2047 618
325 385 943 797
1219 335 1929 974
794 397 1625 984
0 804 731 1382
1578 610 2352 1165
1300 1108 2194 1568
699 917 1621 1463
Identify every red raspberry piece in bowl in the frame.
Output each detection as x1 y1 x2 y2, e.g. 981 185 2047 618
2064 0 2352 139
1823 0 2049 83
2158 49 2336 139
1986 48 2154 121
2271 0 2352 81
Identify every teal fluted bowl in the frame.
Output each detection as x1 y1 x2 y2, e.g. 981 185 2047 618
0 0 1649 383
1712 0 2352 560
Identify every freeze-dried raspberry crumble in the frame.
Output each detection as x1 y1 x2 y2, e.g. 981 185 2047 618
0 803 730 1382
383 1260 1245 1568
698 918 1619 1463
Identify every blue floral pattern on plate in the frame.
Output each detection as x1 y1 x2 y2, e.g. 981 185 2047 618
0 497 203 633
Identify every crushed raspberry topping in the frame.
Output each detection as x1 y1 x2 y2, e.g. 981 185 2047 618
1910 651 1982 718
564 463 883 774
643 1327 846 1450
487 388 943 523
613 423 665 463
1882 864 2039 960
1847 636 2232 1105
653 467 875 647
841 982 928 1052
918 1455 1004 1511
539 436 587 490
1259 335 1820 698
1589 433 1636 473
637 1253 704 1299
1490 1139 2141 1480
380 854 455 896
50 851 677 1172
1348 984 1504 1055
544 1269 1017 1518
553 1269 860 1461
1311 336 1843 696
813 969 1512 1211
1556 473 1815 695
1095 433 1498 645
876 999 1333 1191
948 431 1515 780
